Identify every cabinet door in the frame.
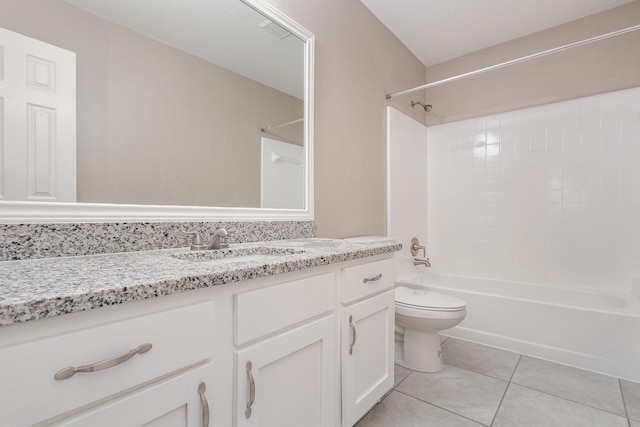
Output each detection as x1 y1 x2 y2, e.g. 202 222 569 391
235 316 336 427
52 363 215 427
342 290 395 427
0 302 215 427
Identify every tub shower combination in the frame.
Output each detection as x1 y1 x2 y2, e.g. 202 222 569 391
385 23 640 384
397 271 640 382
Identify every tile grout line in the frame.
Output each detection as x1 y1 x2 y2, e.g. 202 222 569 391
387 338 637 426
446 339 635 422
393 388 491 426
356 365 412 425
488 353 523 426
618 378 632 427
512 381 631 420
507 353 523 384
509 355 630 419
440 337 525 382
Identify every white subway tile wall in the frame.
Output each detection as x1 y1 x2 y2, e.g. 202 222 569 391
427 87 640 291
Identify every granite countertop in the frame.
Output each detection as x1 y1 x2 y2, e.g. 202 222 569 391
0 238 401 326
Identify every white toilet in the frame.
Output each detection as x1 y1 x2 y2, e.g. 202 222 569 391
395 286 466 372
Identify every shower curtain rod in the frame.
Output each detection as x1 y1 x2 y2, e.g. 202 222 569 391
385 24 640 100
261 117 304 132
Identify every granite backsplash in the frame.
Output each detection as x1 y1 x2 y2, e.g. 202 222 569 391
0 221 316 261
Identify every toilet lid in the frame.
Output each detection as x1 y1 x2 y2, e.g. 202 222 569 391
395 286 466 311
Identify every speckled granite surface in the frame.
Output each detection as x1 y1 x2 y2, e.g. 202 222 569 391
0 238 401 325
0 221 316 261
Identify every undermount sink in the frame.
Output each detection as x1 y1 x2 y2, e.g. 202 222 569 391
171 247 305 262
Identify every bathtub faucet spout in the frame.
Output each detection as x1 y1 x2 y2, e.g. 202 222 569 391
414 258 431 268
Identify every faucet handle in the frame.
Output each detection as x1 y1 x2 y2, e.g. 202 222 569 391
410 237 426 257
206 228 230 250
185 231 209 251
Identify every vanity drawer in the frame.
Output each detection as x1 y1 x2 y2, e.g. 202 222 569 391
341 258 395 304
234 272 336 345
0 301 215 427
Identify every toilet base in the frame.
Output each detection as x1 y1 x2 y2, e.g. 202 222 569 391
403 329 444 372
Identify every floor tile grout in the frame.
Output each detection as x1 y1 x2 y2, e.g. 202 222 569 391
508 357 628 419
488 354 522 427
370 337 631 427
390 370 631 427
507 354 522 383
619 378 632 427
393 388 490 426
513 382 629 419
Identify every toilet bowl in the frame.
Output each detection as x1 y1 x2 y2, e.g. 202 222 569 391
395 286 466 372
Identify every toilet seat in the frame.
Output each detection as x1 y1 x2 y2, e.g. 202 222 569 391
394 286 467 372
395 286 466 312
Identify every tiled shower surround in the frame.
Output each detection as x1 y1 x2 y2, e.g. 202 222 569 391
427 87 640 292
0 220 316 261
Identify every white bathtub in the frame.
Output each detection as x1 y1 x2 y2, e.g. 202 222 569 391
397 271 640 382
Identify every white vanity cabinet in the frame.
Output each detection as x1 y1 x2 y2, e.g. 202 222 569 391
50 362 215 427
0 252 398 427
340 259 396 427
0 301 216 427
233 273 338 426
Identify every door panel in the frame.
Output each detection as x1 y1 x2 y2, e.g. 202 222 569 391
342 291 394 427
235 316 336 426
0 26 76 202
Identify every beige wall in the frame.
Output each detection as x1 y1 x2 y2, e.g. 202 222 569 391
424 1 640 125
266 0 427 237
0 0 303 208
1 0 427 234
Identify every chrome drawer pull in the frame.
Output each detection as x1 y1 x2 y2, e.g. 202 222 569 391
54 343 153 380
349 315 357 355
363 273 382 283
198 382 210 427
245 361 255 419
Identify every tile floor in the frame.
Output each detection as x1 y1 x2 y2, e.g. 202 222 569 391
356 337 640 427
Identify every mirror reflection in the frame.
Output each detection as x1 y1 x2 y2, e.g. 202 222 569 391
0 0 306 209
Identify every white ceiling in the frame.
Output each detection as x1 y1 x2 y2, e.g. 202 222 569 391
360 0 636 66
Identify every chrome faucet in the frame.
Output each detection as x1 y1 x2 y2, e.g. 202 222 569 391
410 237 430 267
207 228 229 250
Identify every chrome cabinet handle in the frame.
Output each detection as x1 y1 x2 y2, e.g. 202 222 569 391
363 273 382 283
198 382 210 427
54 343 153 380
349 315 357 355
245 361 255 419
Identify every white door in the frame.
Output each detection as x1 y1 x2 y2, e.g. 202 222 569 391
342 291 395 427
0 26 76 202
260 137 304 209
235 316 336 426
